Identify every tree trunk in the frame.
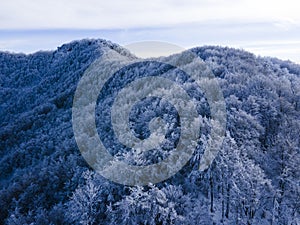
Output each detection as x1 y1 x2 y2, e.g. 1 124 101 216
221 173 225 223
225 183 230 219
210 171 214 213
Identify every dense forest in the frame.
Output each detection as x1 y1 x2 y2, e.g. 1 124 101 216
0 39 299 224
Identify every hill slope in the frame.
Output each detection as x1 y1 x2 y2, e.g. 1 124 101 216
0 39 299 225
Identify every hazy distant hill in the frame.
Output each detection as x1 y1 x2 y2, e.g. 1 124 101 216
0 39 299 225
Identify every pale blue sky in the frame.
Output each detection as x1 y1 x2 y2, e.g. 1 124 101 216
0 0 299 63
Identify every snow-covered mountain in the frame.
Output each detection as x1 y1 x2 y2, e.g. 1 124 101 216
0 39 299 224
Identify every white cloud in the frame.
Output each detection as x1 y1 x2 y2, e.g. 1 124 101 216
0 0 299 29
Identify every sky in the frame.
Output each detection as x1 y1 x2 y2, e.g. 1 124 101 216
0 0 299 63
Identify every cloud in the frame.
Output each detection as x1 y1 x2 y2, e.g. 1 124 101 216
0 0 299 29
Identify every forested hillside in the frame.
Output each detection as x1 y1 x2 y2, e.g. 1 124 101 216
0 39 299 224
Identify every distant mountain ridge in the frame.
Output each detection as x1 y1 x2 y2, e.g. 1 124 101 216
0 39 299 225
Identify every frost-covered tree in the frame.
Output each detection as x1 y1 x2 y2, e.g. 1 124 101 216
108 184 193 225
